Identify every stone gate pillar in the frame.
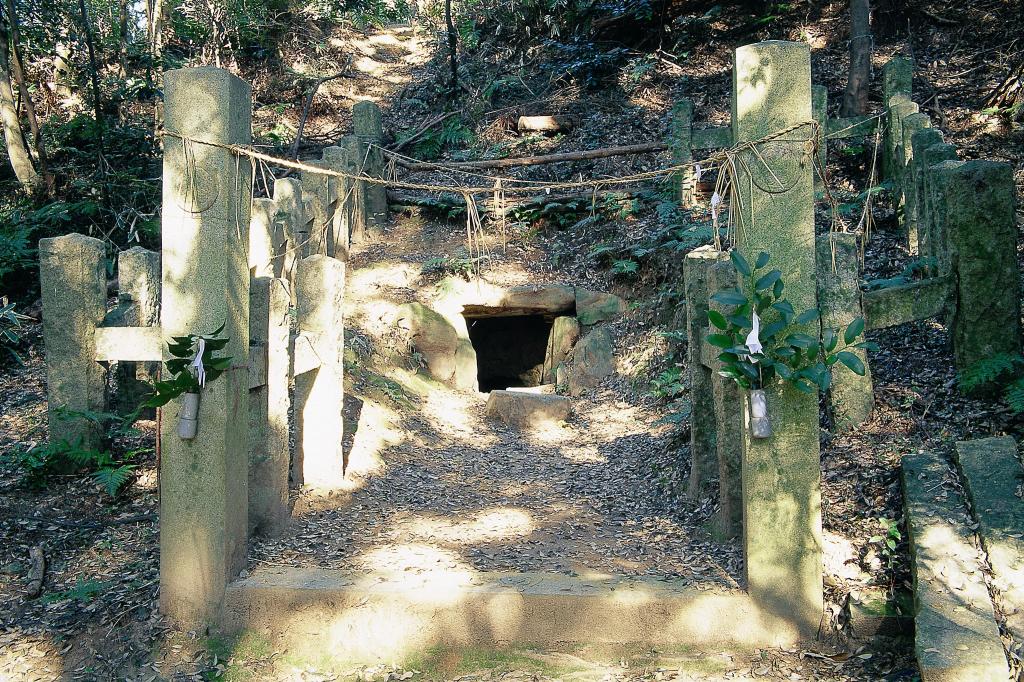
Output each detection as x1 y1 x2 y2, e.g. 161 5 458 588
731 41 823 634
159 67 252 626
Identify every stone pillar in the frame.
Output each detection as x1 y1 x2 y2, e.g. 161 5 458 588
543 316 580 384
337 135 368 246
887 94 919 227
249 276 291 536
159 66 251 626
731 41 823 632
682 245 727 501
708 260 743 539
816 234 874 430
921 144 958 275
811 85 827 191
899 113 931 252
908 128 943 263
670 98 696 208
936 161 1021 375
116 246 161 414
38 233 107 448
322 144 355 258
271 178 308 286
882 56 913 181
300 160 338 258
249 198 277 278
352 101 388 232
294 254 345 489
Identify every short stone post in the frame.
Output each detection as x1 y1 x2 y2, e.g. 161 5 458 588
882 56 913 181
271 177 308 285
811 85 827 190
682 245 727 500
337 135 369 245
670 98 696 208
921 144 958 274
293 254 345 489
899 112 931 252
116 246 161 414
708 259 743 539
159 66 251 626
816 234 874 430
300 160 339 258
935 161 1021 374
249 198 277 278
732 40 823 632
908 128 943 263
887 95 919 224
38 233 108 448
249 276 291 536
352 101 388 232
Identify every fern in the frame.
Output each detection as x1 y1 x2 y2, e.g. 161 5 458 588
958 353 1024 393
93 465 136 497
1005 378 1024 415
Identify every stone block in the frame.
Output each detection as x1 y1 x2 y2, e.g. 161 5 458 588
249 276 291 537
811 84 827 189
38 233 108 449
669 98 695 207
887 95 919 221
272 178 309 286
94 327 163 362
575 289 626 325
899 113 931 251
902 451 1010 682
683 246 728 502
862 276 952 331
294 255 345 490
352 101 388 232
882 56 913 180
485 390 571 428
816 234 873 430
395 302 460 384
732 40 823 633
909 128 943 261
921 144 958 275
300 159 339 258
338 135 369 246
543 316 580 384
159 66 252 626
568 327 614 396
937 160 1021 373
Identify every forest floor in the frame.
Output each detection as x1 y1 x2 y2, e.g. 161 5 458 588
2 2 1024 680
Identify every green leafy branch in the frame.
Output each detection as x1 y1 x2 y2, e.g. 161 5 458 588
705 251 877 392
145 323 232 408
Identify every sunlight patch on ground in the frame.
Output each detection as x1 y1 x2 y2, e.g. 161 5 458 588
357 543 477 602
396 507 536 546
345 397 404 485
349 261 420 293
557 443 608 464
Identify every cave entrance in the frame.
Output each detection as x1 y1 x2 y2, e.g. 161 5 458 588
464 313 554 392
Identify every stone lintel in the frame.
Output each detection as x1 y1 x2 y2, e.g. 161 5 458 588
862 276 952 331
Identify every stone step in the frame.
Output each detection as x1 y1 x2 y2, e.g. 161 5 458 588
485 390 570 427
954 436 1024 642
901 452 1011 681
223 568 803 667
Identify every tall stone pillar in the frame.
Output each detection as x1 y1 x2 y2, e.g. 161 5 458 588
731 41 823 633
811 85 827 191
921 144 958 275
38 233 107 448
116 246 161 414
159 67 251 626
352 101 388 232
882 56 913 181
908 128 944 263
670 98 696 208
899 112 931 252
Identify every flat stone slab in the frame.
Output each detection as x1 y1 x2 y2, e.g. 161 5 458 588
485 390 570 427
902 452 1010 681
223 567 802 666
954 436 1024 640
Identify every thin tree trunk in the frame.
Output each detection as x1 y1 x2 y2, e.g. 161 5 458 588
75 0 109 211
5 0 51 190
445 0 458 98
841 0 872 116
0 16 38 191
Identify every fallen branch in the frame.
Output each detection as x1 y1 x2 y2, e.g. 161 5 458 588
394 141 669 172
25 546 45 598
291 65 352 160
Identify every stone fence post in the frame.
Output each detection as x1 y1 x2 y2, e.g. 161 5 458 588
159 66 252 626
882 56 913 181
670 98 696 208
38 233 108 448
353 101 388 233
115 247 161 414
731 40 823 633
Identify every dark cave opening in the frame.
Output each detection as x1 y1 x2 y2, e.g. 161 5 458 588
465 314 554 392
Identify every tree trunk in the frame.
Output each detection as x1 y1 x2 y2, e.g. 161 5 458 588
0 16 38 191
841 0 872 117
5 0 51 190
445 0 458 98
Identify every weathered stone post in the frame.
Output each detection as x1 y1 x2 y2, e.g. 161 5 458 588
249 198 278 278
670 98 696 208
337 135 369 245
882 56 913 181
300 159 339 258
934 160 1021 374
270 177 308 285
682 245 727 500
248 276 291 536
899 112 931 252
921 144 958 275
816 234 874 430
38 233 107 448
811 85 827 190
159 67 251 625
293 254 346 488
352 101 388 232
908 128 944 263
886 94 919 233
708 259 743 539
731 41 823 631
116 246 161 414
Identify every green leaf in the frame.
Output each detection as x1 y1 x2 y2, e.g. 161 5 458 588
728 314 752 329
730 251 752 277
711 290 748 306
844 318 865 344
787 333 818 349
707 310 729 330
754 269 782 292
823 328 838 353
773 278 784 299
854 341 880 352
761 320 787 340
772 300 796 321
707 334 734 348
837 351 866 376
795 308 820 325
754 252 770 269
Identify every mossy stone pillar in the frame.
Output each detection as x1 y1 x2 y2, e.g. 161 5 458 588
159 66 252 626
811 85 827 191
682 245 728 500
732 41 823 632
38 233 107 448
887 94 919 230
937 160 1021 374
300 159 339 258
670 98 696 208
882 56 913 181
271 177 308 286
909 128 944 263
352 101 388 232
899 113 931 252
921 144 958 275
816 234 874 430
